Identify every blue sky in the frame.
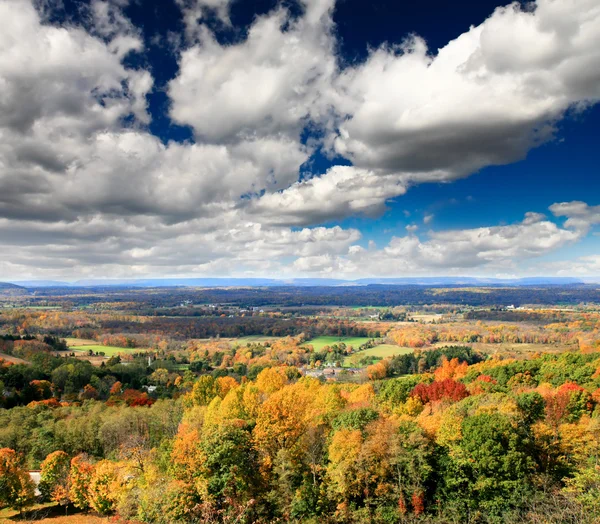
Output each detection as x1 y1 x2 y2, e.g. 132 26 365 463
0 0 598 279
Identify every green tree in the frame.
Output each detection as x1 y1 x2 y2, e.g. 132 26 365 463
39 450 70 505
441 413 534 520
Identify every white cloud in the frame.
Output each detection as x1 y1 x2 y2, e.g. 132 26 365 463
176 0 234 37
245 166 409 225
286 208 586 277
0 0 599 279
550 201 600 231
169 0 337 142
331 0 600 185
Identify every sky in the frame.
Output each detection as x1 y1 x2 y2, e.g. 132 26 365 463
0 0 599 280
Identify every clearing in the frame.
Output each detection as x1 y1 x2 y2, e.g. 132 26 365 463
344 344 413 367
69 344 148 356
302 336 373 351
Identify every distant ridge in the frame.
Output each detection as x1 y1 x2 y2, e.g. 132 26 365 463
8 276 597 288
0 282 27 295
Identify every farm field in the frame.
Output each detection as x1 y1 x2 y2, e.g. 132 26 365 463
65 338 99 347
344 344 413 366
70 344 148 356
301 336 372 351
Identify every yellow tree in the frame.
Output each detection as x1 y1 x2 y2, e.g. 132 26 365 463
190 375 217 406
326 429 363 500
253 382 312 469
215 376 239 398
87 460 126 515
39 450 70 506
256 366 289 395
0 448 35 513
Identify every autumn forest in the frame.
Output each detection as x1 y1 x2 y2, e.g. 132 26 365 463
0 285 599 523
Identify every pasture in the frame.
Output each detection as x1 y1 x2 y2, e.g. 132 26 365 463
302 336 372 351
344 344 413 367
69 344 148 356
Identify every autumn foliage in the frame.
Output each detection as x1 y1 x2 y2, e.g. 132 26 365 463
411 378 469 404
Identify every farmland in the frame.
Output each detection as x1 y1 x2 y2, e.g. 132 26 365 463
2 285 600 523
301 335 372 351
343 343 413 366
69 344 148 356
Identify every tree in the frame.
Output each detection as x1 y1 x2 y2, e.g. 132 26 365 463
110 381 122 395
256 366 288 394
411 378 469 404
190 375 216 406
0 448 36 513
441 413 534 519
69 454 94 510
196 423 260 508
88 459 124 515
39 450 70 505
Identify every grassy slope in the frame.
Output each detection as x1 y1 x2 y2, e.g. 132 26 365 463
0 352 30 364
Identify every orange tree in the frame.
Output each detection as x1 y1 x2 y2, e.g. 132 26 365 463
0 448 36 513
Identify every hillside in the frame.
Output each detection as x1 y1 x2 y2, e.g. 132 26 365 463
0 282 27 295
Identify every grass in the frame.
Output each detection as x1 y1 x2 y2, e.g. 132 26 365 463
0 503 111 522
302 336 372 351
344 344 413 367
0 503 109 522
70 345 148 356
232 335 281 345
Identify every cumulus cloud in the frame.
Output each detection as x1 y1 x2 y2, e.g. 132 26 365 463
549 201 600 231
169 0 337 142
0 0 599 279
245 166 409 226
290 208 587 277
176 0 234 37
330 0 600 185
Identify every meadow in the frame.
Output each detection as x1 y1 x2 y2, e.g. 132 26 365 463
343 343 413 366
301 335 372 351
69 344 148 356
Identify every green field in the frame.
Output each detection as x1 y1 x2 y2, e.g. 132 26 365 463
344 344 413 367
70 345 148 356
302 336 372 351
232 335 281 345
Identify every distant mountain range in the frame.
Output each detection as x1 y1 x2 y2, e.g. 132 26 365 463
5 276 600 288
